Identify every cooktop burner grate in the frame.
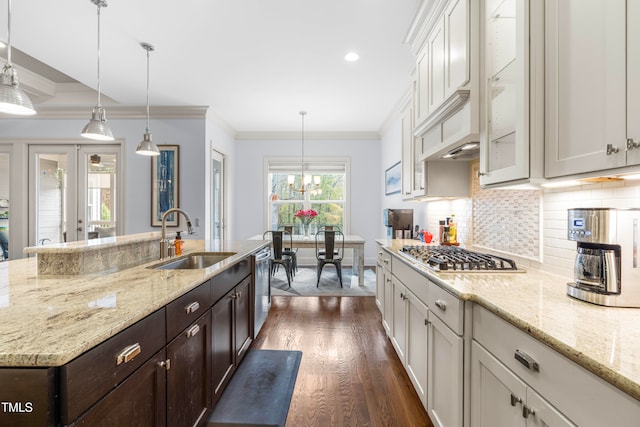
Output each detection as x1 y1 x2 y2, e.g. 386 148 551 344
400 245 519 271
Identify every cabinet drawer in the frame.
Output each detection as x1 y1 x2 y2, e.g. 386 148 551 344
376 247 391 270
472 304 640 426
60 308 166 424
211 258 251 305
392 256 429 305
166 280 211 341
428 282 463 335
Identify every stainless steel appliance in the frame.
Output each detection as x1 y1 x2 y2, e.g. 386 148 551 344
399 245 519 272
383 209 414 239
567 208 640 307
253 248 271 336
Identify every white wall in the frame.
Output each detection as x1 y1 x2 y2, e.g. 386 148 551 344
233 137 381 265
0 115 209 256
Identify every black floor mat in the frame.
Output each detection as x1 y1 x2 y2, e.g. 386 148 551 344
207 349 302 427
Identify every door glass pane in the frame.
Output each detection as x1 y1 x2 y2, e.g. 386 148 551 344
36 154 68 244
86 153 117 239
212 157 222 240
0 153 9 260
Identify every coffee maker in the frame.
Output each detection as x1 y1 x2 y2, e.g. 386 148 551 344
383 209 414 240
567 208 640 307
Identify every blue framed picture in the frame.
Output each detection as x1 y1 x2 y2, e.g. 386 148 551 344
385 161 401 195
151 145 180 226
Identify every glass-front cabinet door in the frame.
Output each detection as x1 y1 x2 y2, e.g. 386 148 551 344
480 0 532 186
0 152 9 260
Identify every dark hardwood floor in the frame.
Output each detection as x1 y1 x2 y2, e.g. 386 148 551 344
251 296 435 427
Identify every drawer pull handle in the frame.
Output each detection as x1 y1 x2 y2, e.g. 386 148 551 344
116 343 141 365
510 393 522 407
185 301 200 314
434 300 447 311
186 324 200 338
514 349 539 372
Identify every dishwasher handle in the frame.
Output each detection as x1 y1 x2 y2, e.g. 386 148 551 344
255 249 271 262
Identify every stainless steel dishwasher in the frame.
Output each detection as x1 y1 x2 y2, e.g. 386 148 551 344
253 247 271 337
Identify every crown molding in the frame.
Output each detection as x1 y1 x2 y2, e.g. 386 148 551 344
234 130 380 140
1 105 210 119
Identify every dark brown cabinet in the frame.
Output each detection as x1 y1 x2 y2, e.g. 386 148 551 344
211 275 253 406
70 349 167 427
0 256 256 427
166 312 212 427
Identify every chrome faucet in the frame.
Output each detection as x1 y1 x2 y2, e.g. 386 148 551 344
160 208 194 259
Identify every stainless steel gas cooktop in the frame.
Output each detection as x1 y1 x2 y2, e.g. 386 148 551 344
399 245 521 272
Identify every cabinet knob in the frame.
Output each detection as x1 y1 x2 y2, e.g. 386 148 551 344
606 144 620 155
522 405 535 419
434 300 447 311
510 393 522 407
158 359 171 371
628 138 640 150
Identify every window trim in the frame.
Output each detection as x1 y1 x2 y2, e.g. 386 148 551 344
264 156 350 233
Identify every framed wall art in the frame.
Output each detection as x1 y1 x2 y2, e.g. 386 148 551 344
151 145 179 226
385 161 401 195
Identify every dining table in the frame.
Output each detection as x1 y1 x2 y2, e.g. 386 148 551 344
251 233 366 287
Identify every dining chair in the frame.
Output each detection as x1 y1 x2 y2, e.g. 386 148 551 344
278 225 298 275
315 229 345 287
316 225 341 257
263 230 294 288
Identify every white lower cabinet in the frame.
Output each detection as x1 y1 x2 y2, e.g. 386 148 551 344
406 289 429 409
471 341 574 427
472 304 640 427
391 276 408 362
428 313 463 427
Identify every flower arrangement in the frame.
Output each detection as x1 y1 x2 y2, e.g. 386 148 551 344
294 209 318 225
294 209 318 237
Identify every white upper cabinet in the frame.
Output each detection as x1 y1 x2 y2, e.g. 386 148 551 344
479 0 544 187
409 0 479 160
544 0 633 178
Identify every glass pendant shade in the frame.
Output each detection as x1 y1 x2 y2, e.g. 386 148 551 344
81 106 114 141
0 0 36 116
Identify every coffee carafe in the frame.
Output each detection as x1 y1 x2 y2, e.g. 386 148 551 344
567 208 640 307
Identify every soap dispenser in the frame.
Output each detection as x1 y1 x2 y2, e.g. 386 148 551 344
174 231 183 256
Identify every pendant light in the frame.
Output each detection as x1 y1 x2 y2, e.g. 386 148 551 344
136 42 159 156
81 0 114 141
288 111 308 194
0 0 36 115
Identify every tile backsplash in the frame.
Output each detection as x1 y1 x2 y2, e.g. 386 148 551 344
470 161 541 261
421 162 640 280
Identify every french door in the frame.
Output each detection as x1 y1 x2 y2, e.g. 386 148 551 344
28 144 122 245
211 149 225 241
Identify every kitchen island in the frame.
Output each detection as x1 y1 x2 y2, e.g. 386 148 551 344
0 235 269 426
377 239 640 427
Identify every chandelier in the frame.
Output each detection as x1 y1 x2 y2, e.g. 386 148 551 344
288 111 320 194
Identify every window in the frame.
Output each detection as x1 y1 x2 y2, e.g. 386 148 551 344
266 157 349 234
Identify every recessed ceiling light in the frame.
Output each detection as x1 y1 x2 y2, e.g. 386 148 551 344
344 52 359 62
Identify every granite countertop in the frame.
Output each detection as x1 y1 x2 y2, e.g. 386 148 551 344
377 239 640 402
0 239 269 367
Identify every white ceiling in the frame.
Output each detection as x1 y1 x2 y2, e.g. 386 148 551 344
2 0 422 135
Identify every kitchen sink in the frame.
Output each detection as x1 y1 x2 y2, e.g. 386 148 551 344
151 252 237 270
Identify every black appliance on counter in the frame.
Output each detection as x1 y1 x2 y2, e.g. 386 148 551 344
399 245 519 272
383 208 414 240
